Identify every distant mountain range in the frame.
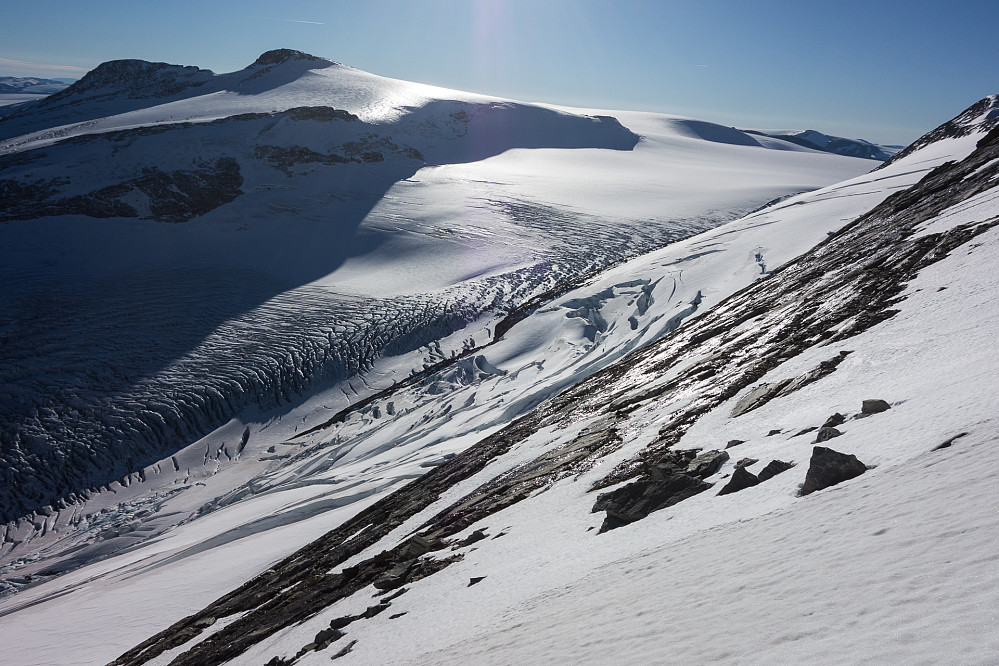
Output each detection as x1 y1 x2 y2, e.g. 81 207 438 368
0 76 74 95
744 128 904 160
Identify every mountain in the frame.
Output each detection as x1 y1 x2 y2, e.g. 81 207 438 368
0 76 73 95
0 50 868 527
743 128 903 160
1 49 997 664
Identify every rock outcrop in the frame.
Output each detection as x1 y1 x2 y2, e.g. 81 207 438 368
799 447 868 496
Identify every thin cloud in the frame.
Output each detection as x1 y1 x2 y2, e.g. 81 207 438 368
243 16 325 25
0 57 90 73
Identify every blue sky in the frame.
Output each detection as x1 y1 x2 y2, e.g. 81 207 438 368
3 0 996 145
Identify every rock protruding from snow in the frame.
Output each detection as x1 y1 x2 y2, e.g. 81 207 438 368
592 449 726 532
251 49 335 68
756 459 795 482
730 352 852 417
717 465 760 496
814 426 842 443
59 59 215 100
822 413 846 428
877 95 999 169
799 447 868 496
686 449 730 478
861 399 891 415
718 458 795 495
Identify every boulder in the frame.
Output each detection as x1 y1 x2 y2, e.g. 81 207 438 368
717 466 760 496
594 473 711 532
735 458 759 468
814 426 842 443
822 412 846 428
861 399 891 414
687 449 730 478
757 459 795 482
800 447 867 496
455 529 487 547
725 439 746 449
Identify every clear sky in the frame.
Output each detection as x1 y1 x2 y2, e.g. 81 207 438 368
3 0 996 145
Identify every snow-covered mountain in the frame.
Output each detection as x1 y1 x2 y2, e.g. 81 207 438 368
0 49 868 527
1 49 997 665
0 76 72 95
743 128 903 160
0 76 74 110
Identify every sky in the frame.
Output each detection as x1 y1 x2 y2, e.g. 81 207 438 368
2 0 997 145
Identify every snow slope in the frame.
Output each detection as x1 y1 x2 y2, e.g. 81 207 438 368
0 70 995 665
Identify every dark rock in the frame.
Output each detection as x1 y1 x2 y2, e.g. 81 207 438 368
686 449 730 478
468 576 486 587
372 560 414 590
934 432 968 450
312 626 345 649
252 49 328 67
594 471 711 532
757 460 795 482
456 529 488 547
730 351 852 416
330 640 357 660
398 534 437 559
376 587 408 602
725 439 746 449
800 447 867 496
717 466 760 496
767 429 782 436
814 427 842 443
735 458 759 468
822 413 846 428
793 426 818 437
389 613 407 619
861 399 891 414
362 604 389 619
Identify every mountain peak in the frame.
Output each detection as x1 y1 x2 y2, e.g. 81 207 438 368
878 94 999 168
251 49 334 68
62 58 215 100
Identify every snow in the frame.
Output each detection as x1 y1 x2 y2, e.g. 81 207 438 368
229 136 999 666
1 55 996 666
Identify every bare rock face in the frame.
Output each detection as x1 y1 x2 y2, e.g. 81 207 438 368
800 447 867 496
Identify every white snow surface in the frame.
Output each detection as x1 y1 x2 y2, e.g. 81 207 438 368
1 58 995 665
